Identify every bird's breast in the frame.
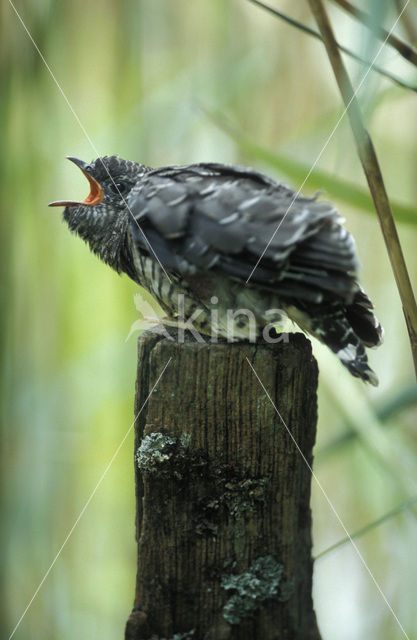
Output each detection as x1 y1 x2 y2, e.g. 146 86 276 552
131 245 287 341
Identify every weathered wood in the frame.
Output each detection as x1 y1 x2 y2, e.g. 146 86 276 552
125 329 321 640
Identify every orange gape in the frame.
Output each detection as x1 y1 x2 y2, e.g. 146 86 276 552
49 157 103 207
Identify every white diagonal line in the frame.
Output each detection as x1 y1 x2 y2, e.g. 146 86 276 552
8 0 172 284
246 1 410 284
8 357 172 640
245 356 410 640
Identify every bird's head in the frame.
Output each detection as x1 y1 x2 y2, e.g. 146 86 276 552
49 155 150 270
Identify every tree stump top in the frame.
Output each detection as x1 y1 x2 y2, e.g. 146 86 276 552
126 329 321 640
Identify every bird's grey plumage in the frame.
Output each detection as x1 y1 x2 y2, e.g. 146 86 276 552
128 163 360 302
52 155 383 385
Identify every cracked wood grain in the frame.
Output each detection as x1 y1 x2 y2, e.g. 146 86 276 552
125 329 321 640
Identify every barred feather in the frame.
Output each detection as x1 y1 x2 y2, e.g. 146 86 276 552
59 157 383 384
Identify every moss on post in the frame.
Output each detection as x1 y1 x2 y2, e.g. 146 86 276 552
125 329 321 640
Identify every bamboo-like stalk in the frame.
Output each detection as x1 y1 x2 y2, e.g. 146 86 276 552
394 0 417 44
246 0 416 92
330 0 417 67
307 0 417 379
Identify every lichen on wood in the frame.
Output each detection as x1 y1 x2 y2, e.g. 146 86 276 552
125 328 321 640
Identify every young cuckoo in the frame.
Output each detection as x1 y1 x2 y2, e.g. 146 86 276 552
50 155 383 385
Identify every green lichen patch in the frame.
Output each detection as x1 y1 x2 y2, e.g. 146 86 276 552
137 434 269 535
224 477 268 517
195 464 268 536
136 432 191 478
221 555 291 625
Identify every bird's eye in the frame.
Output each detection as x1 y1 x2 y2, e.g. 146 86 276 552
109 181 129 195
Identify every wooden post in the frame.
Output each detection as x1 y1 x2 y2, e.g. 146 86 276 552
125 328 321 640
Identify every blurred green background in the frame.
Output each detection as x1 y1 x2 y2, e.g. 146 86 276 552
1 1 416 639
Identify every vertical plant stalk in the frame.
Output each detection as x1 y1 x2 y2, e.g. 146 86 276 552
330 0 417 67
307 0 417 380
246 0 416 92
394 0 417 45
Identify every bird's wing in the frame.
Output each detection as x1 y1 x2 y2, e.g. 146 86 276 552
127 163 359 304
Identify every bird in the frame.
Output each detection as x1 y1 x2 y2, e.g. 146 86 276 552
49 155 383 385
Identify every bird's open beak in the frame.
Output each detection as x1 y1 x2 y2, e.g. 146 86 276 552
48 156 104 207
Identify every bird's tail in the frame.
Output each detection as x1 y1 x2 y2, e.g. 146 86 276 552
290 289 383 385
